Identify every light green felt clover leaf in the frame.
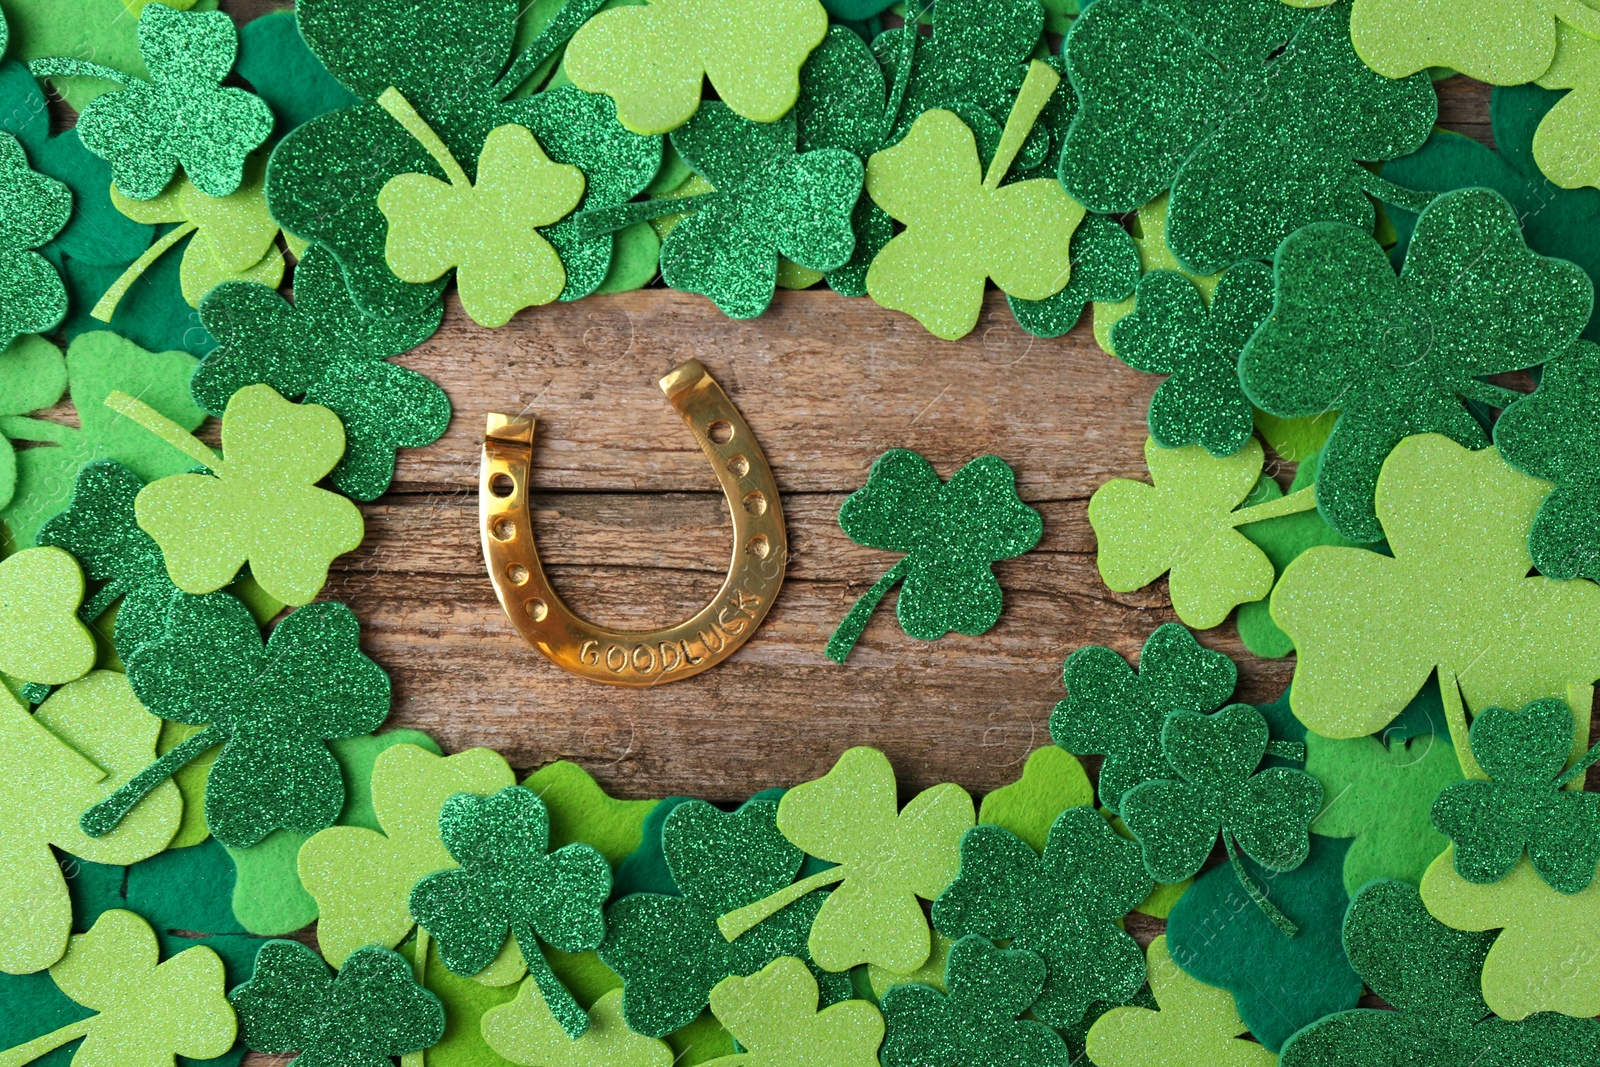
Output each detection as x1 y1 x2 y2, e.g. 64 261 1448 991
1085 935 1276 1067
978 745 1094 855
0 673 180 975
564 0 827 135
1306 730 1461 897
114 382 364 607
1422 848 1600 1020
1088 437 1318 629
718 747 973 975
0 547 96 685
1533 26 1600 190
1271 434 1600 750
526 760 659 866
703 957 885 1067
4 0 214 112
0 908 235 1067
0 134 70 350
1345 0 1600 85
482 984 672 1067
377 92 585 329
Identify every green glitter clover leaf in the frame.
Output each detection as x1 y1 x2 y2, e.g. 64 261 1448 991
1278 878 1600 1066
717 747 974 974
931 806 1152 1028
28 4 271 201
0 335 65 512
880 936 1069 1067
1058 0 1436 274
1120 703 1321 934
1007 214 1141 340
1088 437 1319 629
866 62 1087 340
0 674 180 975
1109 262 1273 458
1270 434 1600 764
108 383 364 607
0 546 95 685
230 940 444 1066
376 91 585 329
0 133 69 349
1240 186 1593 544
1342 0 1600 86
409 785 611 1040
1431 699 1600 895
703 956 884 1067
597 797 852 1038
482 984 673 1067
268 0 658 321
0 908 235 1067
564 0 827 136
1051 623 1236 813
826 449 1042 664
78 591 391 848
1090 194 1222 358
1495 341 1600 581
196 244 446 501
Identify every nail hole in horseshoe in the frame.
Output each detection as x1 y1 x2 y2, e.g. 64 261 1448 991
525 598 548 622
727 454 749 478
507 563 529 585
490 473 515 497
746 535 771 560
707 420 734 444
742 491 767 517
492 518 516 541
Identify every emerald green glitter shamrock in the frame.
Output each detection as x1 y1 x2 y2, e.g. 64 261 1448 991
409 785 611 1040
230 940 445 1065
1050 623 1238 813
1058 0 1436 274
597 797 851 1038
1007 214 1141 339
880 936 1069 1067
196 245 446 501
1494 341 1600 581
932 806 1152 1028
1278 879 1600 1066
80 592 391 848
1431 699 1600 895
1109 262 1273 457
826 450 1042 663
0 133 69 349
267 0 658 321
1240 186 1593 543
29 5 271 201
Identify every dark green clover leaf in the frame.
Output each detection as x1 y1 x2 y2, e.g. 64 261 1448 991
1058 0 1436 274
231 940 445 1066
268 0 658 320
597 797 851 1038
826 450 1043 663
30 5 271 200
1007 214 1140 339
234 11 360 139
931 806 1152 1028
1495 341 1600 581
1239 186 1593 543
409 785 610 1039
881 935 1069 1067
79 592 391 849
1279 879 1600 1066
1051 623 1238 813
196 245 446 501
0 132 69 349
1109 262 1273 457
1431 699 1600 895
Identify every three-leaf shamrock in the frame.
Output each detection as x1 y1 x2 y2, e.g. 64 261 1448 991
113 382 364 607
1109 262 1273 458
1431 699 1600 894
230 940 444 1065
718 747 973 973
1239 186 1592 543
1058 0 1436 273
0 546 96 685
196 244 446 500
881 936 1069 1067
0 134 69 349
1280 878 1600 1065
30 4 271 200
703 956 884 1067
826 450 1042 663
79 592 391 848
410 785 611 1039
482 985 672 1067
932 805 1152 1027
565 0 827 135
0 909 234 1067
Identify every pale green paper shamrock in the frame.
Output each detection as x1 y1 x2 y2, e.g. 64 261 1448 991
704 957 885 1067
111 383 364 607
718 747 974 974
0 547 96 685
482 985 672 1067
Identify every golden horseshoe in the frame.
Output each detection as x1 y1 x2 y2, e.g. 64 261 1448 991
480 360 787 685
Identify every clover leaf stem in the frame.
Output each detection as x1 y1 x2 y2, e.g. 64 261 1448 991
0 1016 94 1067
26 58 133 86
0 415 74 446
103 390 222 472
1227 484 1318 527
983 60 1060 191
79 722 225 838
377 89 470 189
91 221 200 322
513 923 590 1040
572 192 721 240
1347 166 1436 216
1437 670 1487 780
1555 736 1600 789
717 864 847 943
826 558 910 663
489 0 609 100
1222 828 1299 938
